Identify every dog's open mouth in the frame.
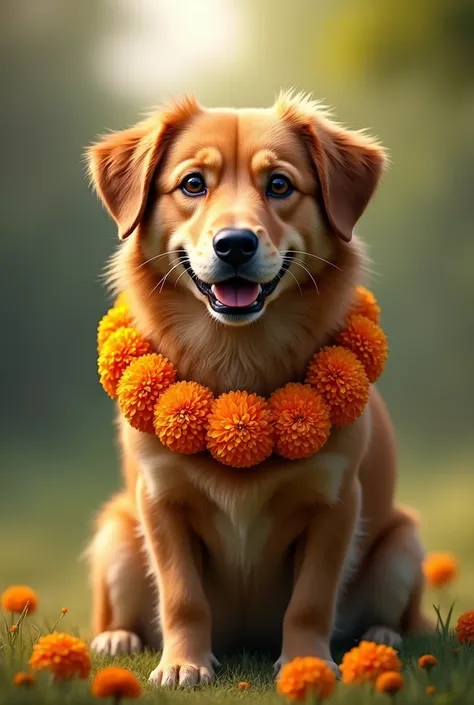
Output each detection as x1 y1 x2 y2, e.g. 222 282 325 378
182 252 294 315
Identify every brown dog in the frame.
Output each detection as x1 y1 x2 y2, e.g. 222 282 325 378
86 92 431 687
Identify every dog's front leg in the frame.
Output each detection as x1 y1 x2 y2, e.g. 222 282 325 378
277 478 361 676
136 478 215 688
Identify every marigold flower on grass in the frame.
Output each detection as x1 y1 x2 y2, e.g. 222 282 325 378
10 624 18 634
337 314 388 383
423 552 458 588
418 654 437 671
276 656 336 701
269 383 331 460
207 391 274 468
98 327 152 398
97 306 133 353
339 641 401 685
13 672 36 688
426 685 436 695
238 681 250 690
455 610 474 644
29 632 91 681
1 585 38 614
154 381 214 454
346 286 381 325
306 346 369 427
118 353 177 433
375 671 404 695
91 666 142 699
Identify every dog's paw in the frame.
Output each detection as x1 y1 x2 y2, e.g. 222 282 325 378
91 630 142 656
149 654 218 688
362 625 402 648
273 655 340 680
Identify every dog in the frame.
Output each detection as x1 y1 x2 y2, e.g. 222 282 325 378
86 91 431 687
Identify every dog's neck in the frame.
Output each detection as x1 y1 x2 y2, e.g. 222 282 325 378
114 238 365 397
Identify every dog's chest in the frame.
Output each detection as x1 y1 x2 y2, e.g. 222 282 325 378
211 500 272 572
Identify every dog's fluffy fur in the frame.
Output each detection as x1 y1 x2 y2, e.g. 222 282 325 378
86 92 431 687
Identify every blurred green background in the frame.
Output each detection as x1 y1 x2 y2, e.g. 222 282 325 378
1 0 473 634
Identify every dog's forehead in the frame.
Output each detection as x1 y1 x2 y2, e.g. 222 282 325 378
167 108 310 168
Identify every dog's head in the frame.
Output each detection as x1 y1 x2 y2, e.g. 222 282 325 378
88 92 386 326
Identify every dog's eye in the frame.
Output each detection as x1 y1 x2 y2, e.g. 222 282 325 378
266 174 294 199
179 173 207 197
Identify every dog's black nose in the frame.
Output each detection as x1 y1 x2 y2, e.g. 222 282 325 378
213 229 259 267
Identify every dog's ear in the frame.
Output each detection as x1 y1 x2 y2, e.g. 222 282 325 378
87 97 200 240
276 93 387 242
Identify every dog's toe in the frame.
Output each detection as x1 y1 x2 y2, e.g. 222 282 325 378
91 630 142 656
362 625 402 647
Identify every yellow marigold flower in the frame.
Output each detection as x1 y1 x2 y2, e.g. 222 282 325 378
276 656 336 701
1 585 38 614
154 381 214 454
306 346 369 427
337 315 388 383
340 641 401 685
346 286 381 325
98 327 152 398
207 390 274 468
418 654 437 670
91 666 142 699
270 383 331 459
29 632 91 681
375 671 404 695
426 685 436 695
423 552 458 587
118 353 177 433
456 610 474 644
114 291 129 309
97 306 133 353
238 681 250 690
13 672 36 687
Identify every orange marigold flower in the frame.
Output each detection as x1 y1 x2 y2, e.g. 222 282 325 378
423 552 458 588
1 585 38 614
346 286 380 325
98 327 152 398
276 656 336 701
269 383 331 459
337 315 388 383
10 624 18 634
426 685 436 695
91 666 142 699
375 671 404 695
114 291 129 309
29 632 91 681
154 381 214 454
306 346 369 427
238 681 250 690
13 672 36 687
61 607 68 614
340 641 401 685
207 391 274 468
118 353 177 433
97 306 133 353
418 654 437 670
455 610 474 644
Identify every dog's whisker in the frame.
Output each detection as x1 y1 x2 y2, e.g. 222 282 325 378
284 258 319 294
279 250 341 272
174 263 192 288
147 260 189 299
135 250 186 273
281 267 303 295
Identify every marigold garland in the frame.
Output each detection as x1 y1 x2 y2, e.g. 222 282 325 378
29 632 91 681
276 656 336 701
154 381 214 454
339 640 401 685
269 383 331 459
97 287 387 468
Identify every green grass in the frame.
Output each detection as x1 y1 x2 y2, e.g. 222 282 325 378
1 607 474 704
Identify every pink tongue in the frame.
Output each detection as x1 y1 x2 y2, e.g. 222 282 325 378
211 281 260 307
